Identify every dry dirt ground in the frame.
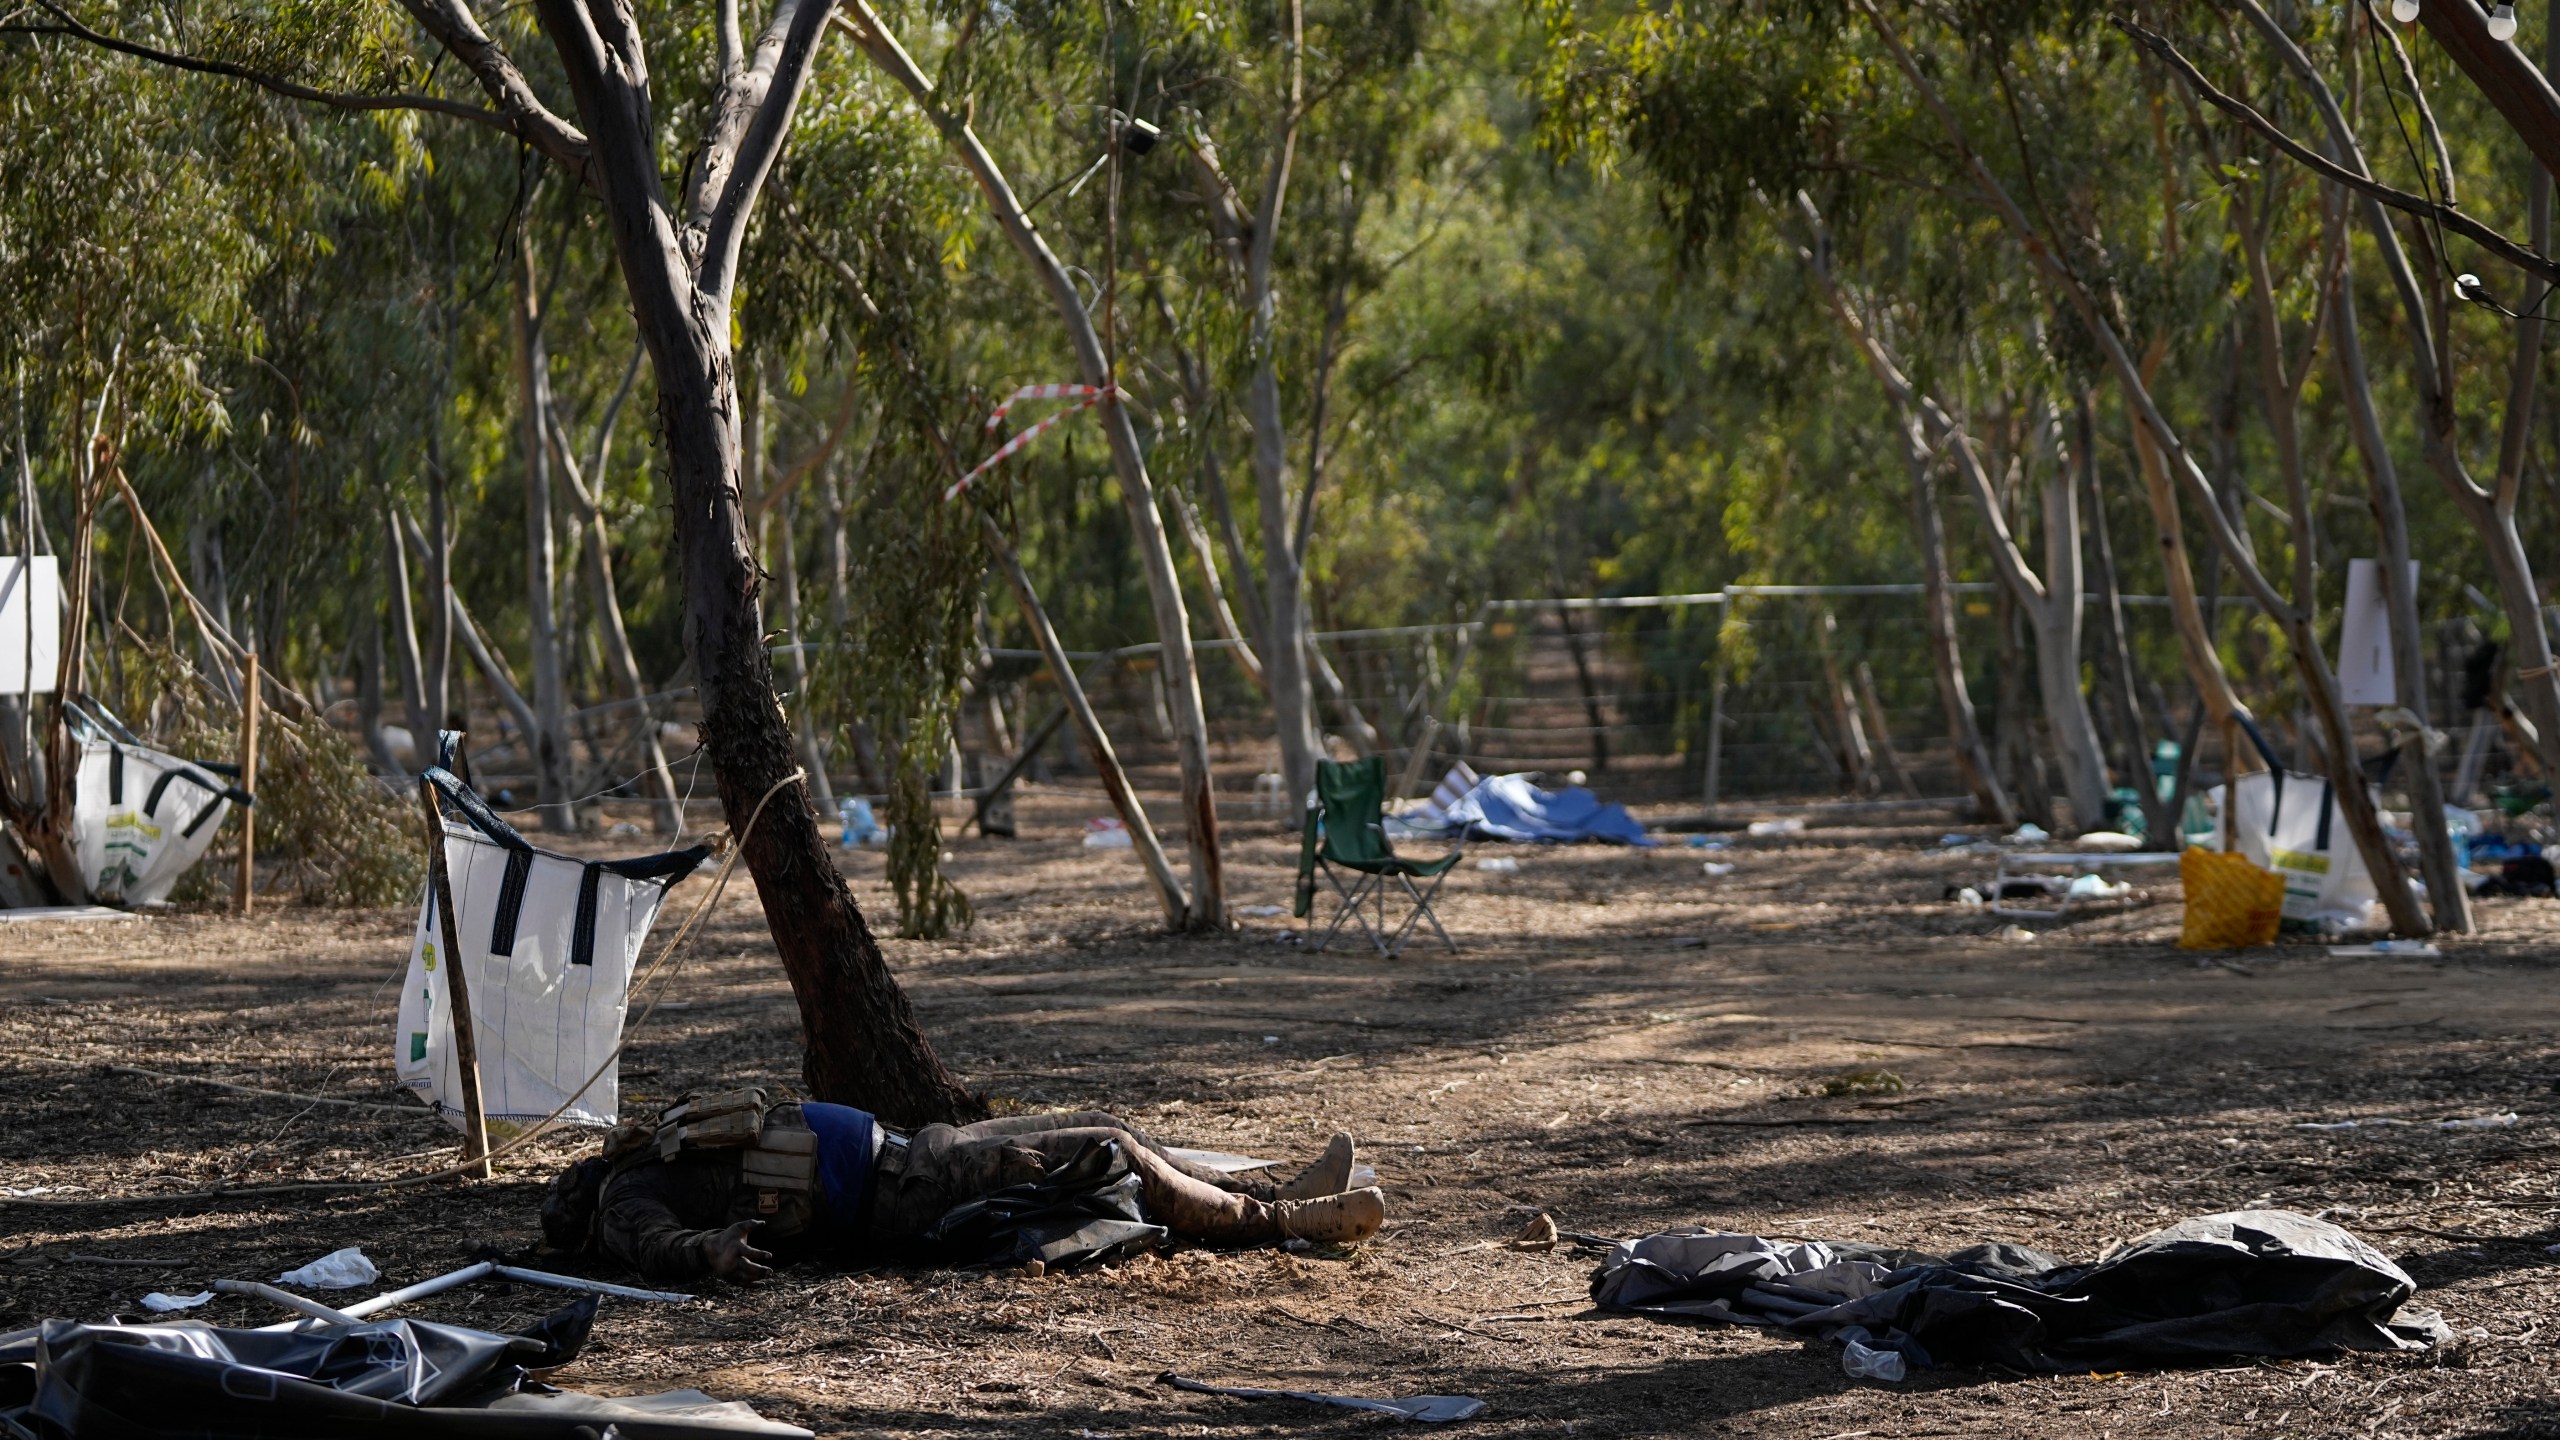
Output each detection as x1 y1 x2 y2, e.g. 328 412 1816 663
3 789 2558 1438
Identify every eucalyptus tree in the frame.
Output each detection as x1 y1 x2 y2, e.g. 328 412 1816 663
16 0 978 1116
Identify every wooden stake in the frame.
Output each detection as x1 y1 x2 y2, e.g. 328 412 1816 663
419 763 492 1178
235 651 259 915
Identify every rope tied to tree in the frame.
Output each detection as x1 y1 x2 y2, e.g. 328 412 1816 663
940 383 1118 501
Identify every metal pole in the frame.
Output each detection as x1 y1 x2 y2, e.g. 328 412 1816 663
234 651 259 914
419 746 491 1179
213 1279 358 1325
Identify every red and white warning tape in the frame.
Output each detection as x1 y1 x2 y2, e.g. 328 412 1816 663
943 383 1117 501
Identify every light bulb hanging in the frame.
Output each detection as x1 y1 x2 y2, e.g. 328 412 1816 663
2391 0 2422 22
2488 2 2519 40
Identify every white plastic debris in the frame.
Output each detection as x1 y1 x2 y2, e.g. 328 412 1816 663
1839 1330 1906 1383
1992 924 2037 942
1702 861 1737 877
1746 817 1806 838
2066 873 2131 900
139 1291 214 1313
2439 1112 2520 1131
2293 1118 2413 1131
2327 941 2443 958
1476 857 1520 874
2001 822 2050 844
1235 905 1287 918
2076 831 2143 852
1081 824 1134 850
1955 887 1984 909
277 1247 379 1290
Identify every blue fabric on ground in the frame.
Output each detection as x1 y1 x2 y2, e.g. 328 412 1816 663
1444 772 1654 845
802 1102 878 1219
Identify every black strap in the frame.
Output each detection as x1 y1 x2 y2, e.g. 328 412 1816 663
490 848 534 956
2315 780 2334 850
107 746 123 806
423 750 709 962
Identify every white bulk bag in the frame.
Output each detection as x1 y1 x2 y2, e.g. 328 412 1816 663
2213 768 2378 929
72 739 238 905
395 770 705 1134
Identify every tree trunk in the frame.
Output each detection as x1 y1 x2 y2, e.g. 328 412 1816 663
1256 375 1326 809
385 505 435 766
515 241 575 832
625 282 975 1122
2078 396 2168 841
2033 431 2110 831
1907 437 2013 826
2333 283 2473 931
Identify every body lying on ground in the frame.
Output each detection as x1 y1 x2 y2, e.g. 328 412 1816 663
541 1088 1385 1282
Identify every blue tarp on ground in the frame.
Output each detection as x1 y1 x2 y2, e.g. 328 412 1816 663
1443 772 1654 845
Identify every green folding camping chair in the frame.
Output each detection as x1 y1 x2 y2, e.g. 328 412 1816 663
1293 756 1462 956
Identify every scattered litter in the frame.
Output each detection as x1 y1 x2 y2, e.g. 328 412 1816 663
606 821 643 838
138 1291 213 1313
838 795 884 847
1840 1329 1908 1383
2075 831 2143 853
0 1185 75 1197
1702 861 1737 877
1685 835 1732 850
2328 941 2444 958
1476 857 1520 874
2002 822 2050 844
1235 905 1286 918
2544 1243 2560 1255
1160 1373 1485 1423
1082 818 1134 850
276 1247 378 1290
2439 1112 2520 1130
1746 817 1806 838
1512 1213 1559 1251
2066 874 2131 901
1939 834 1977 847
1263 1035 1280 1044
2293 1118 2414 1131
1992 924 2037 942
1954 887 1984 909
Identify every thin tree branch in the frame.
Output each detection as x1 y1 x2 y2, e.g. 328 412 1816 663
16 2 521 137
390 0 591 172
2117 16 2560 287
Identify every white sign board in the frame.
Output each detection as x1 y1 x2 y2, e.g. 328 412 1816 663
0 557 61 696
2337 558 2414 707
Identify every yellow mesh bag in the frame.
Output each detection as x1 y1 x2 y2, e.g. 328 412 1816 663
2180 846 2283 949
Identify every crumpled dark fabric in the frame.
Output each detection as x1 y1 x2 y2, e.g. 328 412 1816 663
0 1297 810 1438
1591 1209 2449 1372
923 1136 1168 1270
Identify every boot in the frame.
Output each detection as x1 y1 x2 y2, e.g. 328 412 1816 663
1275 1132 1356 1202
1275 1186 1386 1246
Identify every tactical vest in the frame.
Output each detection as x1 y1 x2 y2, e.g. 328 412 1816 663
606 1087 821 1241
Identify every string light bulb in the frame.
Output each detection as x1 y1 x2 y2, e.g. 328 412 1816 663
2488 2 2519 41
2391 0 2421 21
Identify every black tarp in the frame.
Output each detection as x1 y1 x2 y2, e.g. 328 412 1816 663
0 1297 808 1439
1590 1209 2449 1373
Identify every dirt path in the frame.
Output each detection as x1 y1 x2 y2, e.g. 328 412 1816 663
2 798 2555 1437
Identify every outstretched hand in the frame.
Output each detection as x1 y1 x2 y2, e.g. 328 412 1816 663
703 1220 774 1282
